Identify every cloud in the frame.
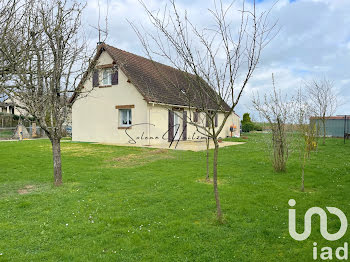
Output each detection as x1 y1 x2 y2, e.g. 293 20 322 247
83 0 350 118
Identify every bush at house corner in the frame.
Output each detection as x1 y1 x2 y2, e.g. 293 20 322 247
241 113 262 132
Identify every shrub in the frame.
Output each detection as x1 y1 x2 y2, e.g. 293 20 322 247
241 112 263 132
242 122 255 132
242 122 262 132
254 124 263 131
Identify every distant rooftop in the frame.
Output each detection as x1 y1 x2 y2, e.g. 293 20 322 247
310 115 350 120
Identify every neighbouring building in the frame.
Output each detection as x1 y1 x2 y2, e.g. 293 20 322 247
0 97 30 116
310 115 350 138
71 43 240 145
0 99 18 115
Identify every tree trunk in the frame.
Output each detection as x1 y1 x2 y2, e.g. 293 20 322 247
51 138 62 186
315 122 320 153
301 149 307 192
206 138 210 181
322 119 326 145
213 139 223 222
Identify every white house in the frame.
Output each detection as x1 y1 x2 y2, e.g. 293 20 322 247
71 43 240 145
0 98 22 115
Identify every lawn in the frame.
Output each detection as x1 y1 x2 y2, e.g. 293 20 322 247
0 134 349 261
0 130 13 139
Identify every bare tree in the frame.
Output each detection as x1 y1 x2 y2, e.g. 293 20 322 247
0 0 88 186
0 92 6 101
294 88 317 192
305 78 338 145
0 0 17 82
132 0 275 221
205 137 210 181
252 74 293 172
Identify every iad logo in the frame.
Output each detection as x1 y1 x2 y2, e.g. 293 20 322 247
288 199 348 241
288 199 348 260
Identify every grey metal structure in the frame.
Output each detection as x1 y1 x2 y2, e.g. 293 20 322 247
310 115 350 138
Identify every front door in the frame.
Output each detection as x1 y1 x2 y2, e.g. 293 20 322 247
173 112 182 140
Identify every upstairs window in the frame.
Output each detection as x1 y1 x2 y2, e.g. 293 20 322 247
92 65 118 87
102 68 112 86
119 109 132 127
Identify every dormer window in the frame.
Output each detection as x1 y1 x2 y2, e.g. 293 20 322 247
102 68 112 86
92 64 119 88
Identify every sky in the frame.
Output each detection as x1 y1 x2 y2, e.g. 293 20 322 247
83 0 350 120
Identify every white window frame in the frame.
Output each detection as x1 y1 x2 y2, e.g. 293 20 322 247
102 68 112 86
119 109 132 127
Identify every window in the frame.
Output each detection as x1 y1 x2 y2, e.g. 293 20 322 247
119 109 132 127
193 112 199 122
206 111 216 127
102 69 112 86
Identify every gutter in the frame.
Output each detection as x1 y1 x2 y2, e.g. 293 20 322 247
147 101 237 115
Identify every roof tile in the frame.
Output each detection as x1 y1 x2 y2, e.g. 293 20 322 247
103 44 230 111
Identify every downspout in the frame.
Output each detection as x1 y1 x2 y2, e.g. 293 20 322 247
148 107 151 146
148 103 154 146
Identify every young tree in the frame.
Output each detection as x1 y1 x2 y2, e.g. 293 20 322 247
0 0 88 186
252 74 293 172
305 78 338 145
205 137 210 182
294 88 317 192
132 0 275 221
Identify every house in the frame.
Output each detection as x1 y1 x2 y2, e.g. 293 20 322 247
0 97 28 116
0 101 14 114
71 43 240 145
310 115 350 138
0 99 18 115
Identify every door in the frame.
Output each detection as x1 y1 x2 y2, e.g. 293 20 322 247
173 112 182 140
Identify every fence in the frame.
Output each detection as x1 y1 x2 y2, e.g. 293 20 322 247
0 126 46 140
0 113 71 140
0 114 32 128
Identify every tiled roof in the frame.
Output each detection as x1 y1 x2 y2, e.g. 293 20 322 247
103 44 230 111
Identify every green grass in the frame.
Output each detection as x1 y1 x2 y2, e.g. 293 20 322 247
0 130 13 138
0 134 349 261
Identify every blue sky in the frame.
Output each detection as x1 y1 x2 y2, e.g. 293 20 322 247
83 0 350 119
